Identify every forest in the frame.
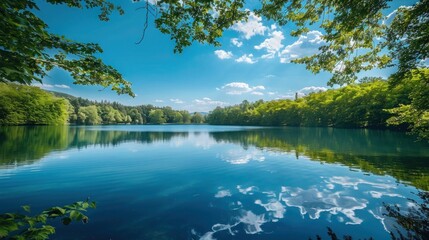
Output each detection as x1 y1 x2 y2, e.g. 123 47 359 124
207 68 429 140
1 68 428 141
0 83 206 125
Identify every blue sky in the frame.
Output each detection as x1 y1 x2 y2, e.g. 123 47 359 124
32 0 417 112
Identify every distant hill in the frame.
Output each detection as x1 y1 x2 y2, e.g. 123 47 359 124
47 90 77 101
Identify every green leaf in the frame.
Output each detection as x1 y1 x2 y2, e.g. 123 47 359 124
22 205 31 213
89 201 96 209
69 210 84 221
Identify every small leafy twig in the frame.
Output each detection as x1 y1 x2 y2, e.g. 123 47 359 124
0 199 96 240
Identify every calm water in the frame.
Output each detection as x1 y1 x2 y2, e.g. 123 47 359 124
1 125 429 239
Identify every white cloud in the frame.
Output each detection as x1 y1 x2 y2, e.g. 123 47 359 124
214 50 233 59
231 38 243 47
170 98 184 104
280 30 325 63
33 83 53 89
33 83 71 89
54 84 70 89
302 86 326 93
298 86 328 96
235 54 257 64
264 74 276 79
155 99 164 103
268 92 276 95
188 98 229 112
276 92 296 100
231 11 267 39
254 30 284 59
251 91 264 96
218 82 265 95
193 97 228 107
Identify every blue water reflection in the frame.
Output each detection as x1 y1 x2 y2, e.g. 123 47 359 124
0 125 428 239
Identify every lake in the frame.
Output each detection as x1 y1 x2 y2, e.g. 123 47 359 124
1 125 429 239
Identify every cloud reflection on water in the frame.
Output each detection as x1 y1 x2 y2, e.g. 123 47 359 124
194 210 267 240
191 146 411 239
281 187 367 224
219 148 265 165
194 174 405 239
215 189 232 198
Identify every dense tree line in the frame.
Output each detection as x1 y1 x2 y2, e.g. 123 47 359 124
66 97 205 125
0 83 205 125
207 69 429 140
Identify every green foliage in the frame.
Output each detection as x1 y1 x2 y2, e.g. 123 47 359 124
387 69 429 140
0 0 133 96
147 0 248 53
387 105 429 140
191 112 205 124
180 111 192 124
61 94 201 125
141 0 428 86
207 81 392 128
269 0 392 86
207 72 428 140
98 105 125 124
0 200 96 240
162 107 179 124
77 105 102 125
386 0 429 80
128 108 143 124
0 83 69 125
148 109 166 124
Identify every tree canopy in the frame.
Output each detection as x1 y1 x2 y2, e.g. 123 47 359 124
136 0 428 86
3 0 427 93
0 0 134 96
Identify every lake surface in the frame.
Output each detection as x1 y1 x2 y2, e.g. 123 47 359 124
1 125 429 239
